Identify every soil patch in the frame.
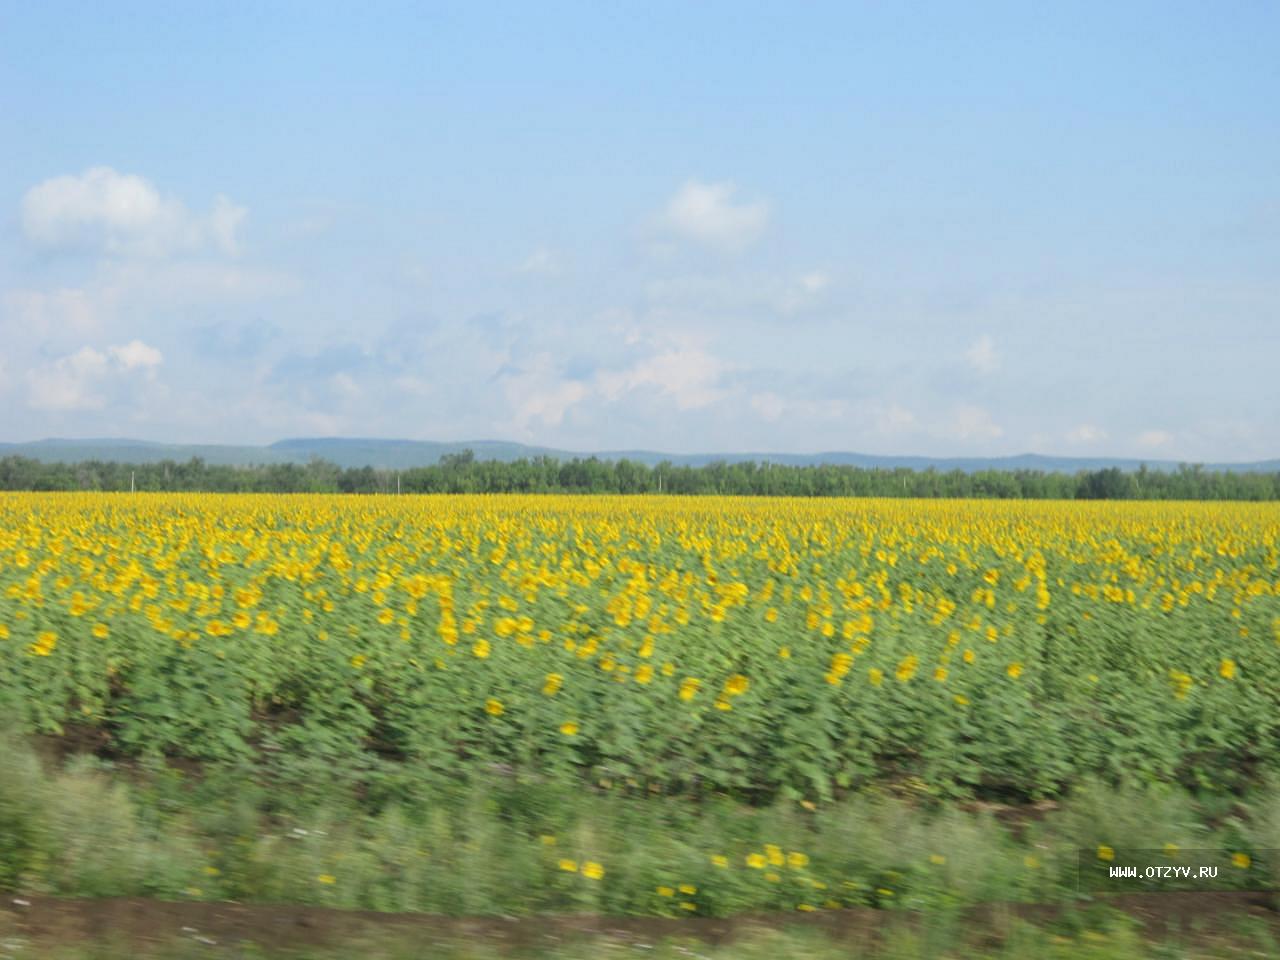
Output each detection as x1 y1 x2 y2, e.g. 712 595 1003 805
2 890 1276 955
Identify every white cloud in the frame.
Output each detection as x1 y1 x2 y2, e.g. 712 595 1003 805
1137 429 1173 448
799 271 829 294
776 271 831 315
1066 423 1107 444
3 288 101 337
26 346 111 411
517 247 562 276
21 167 246 258
873 402 917 436
208 195 248 256
964 334 1000 375
26 340 164 411
942 404 1004 442
596 344 728 410
501 354 590 433
329 372 362 401
660 180 770 252
108 339 163 373
2 263 294 378
488 330 734 439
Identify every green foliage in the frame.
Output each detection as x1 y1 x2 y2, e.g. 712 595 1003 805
0 730 50 889
2 731 1278 923
2 496 1278 806
2 452 1279 499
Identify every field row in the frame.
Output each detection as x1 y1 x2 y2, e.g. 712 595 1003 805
2 494 1278 800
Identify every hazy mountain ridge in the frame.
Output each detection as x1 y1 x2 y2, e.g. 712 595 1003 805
2 437 1278 474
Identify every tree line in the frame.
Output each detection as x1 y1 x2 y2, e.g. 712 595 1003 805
1 452 1278 500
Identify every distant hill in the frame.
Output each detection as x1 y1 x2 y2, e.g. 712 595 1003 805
0 438 294 467
2 437 1278 474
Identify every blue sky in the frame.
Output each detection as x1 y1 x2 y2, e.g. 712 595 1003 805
1 1 1277 459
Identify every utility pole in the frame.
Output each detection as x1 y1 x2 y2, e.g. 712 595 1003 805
131 471 135 493
397 472 401 495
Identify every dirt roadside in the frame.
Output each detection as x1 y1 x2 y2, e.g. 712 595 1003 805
1 890 1276 955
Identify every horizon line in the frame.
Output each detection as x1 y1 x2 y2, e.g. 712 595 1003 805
1 436 1276 466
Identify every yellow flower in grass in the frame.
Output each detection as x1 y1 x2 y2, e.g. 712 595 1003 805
29 631 57 656
485 698 504 716
1006 662 1024 679
895 654 919 682
724 674 750 696
711 855 729 868
472 639 491 659
746 853 766 869
558 859 578 872
349 654 366 669
1169 671 1194 699
868 668 884 686
560 721 579 736
317 874 336 885
582 861 604 880
765 844 784 866
1097 845 1114 862
92 623 109 638
657 885 674 897
787 851 809 868
678 677 700 701
1219 659 1237 679
1232 852 1251 869
678 883 696 894
542 672 563 695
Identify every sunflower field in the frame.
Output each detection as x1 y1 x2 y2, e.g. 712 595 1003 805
2 493 1278 802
